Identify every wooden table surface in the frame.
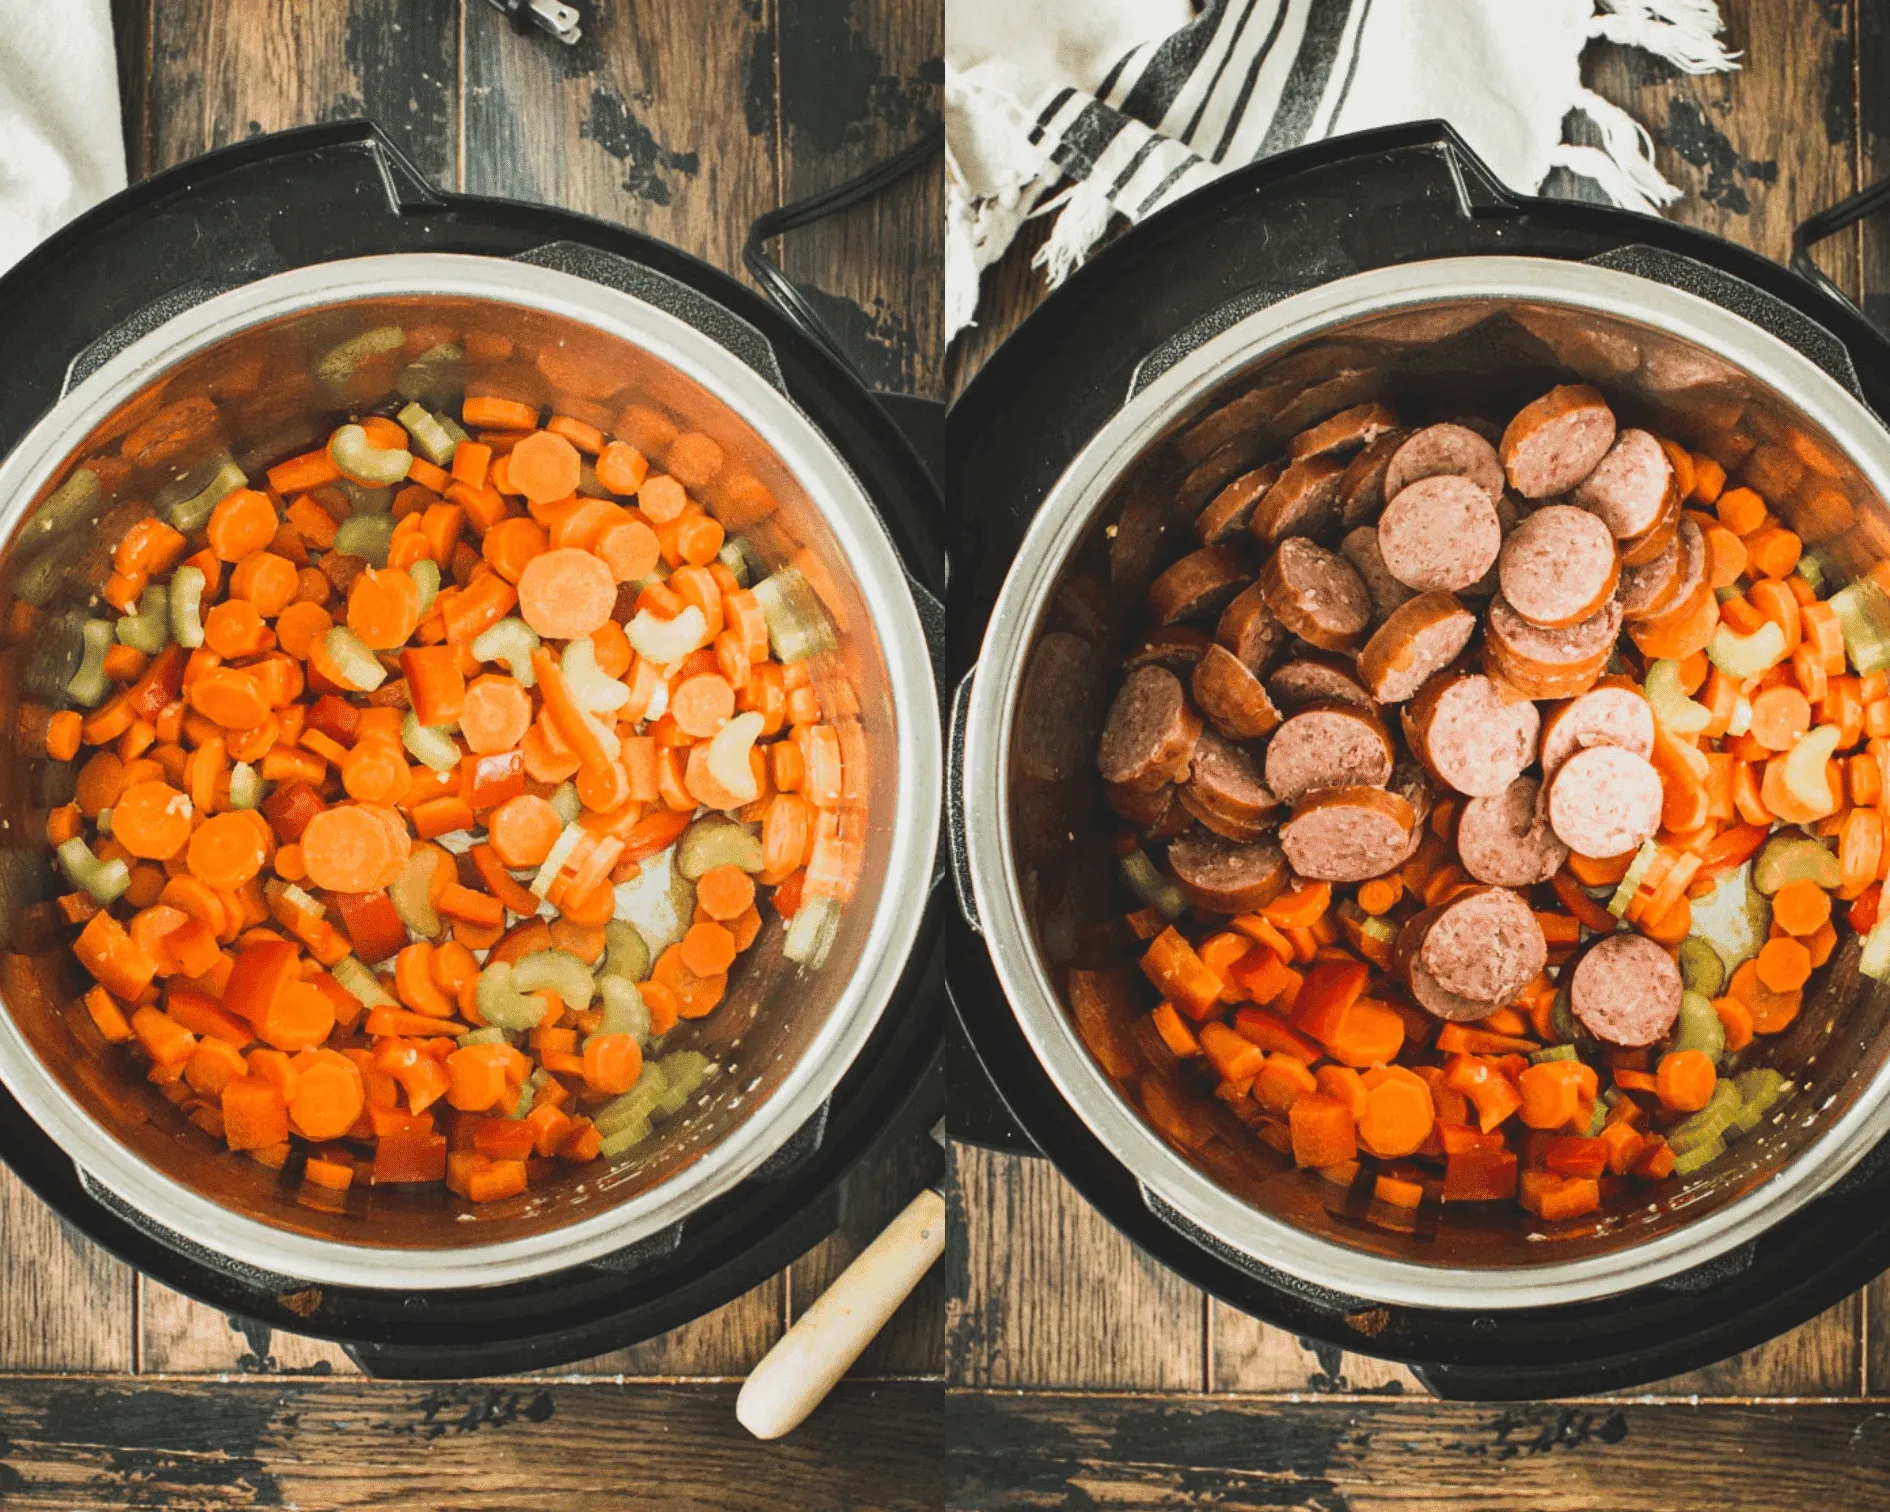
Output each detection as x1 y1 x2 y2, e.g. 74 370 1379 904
944 2 1890 1507
0 2 942 1507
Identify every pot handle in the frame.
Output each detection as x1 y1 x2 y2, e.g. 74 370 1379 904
945 667 982 934
1793 174 1890 341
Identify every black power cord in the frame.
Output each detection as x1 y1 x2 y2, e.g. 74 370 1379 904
743 127 945 386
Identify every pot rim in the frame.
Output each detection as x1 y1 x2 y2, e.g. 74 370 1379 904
0 253 941 1289
963 254 1890 1309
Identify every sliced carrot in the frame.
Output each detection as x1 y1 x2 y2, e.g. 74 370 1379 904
517 547 617 640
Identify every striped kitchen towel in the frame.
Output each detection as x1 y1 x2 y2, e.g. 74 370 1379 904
945 0 1739 341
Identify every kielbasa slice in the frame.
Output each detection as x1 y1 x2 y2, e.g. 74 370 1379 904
1106 779 1190 838
1388 762 1435 865
1125 625 1213 677
1266 653 1375 713
1545 744 1663 858
1216 580 1290 671
1191 643 1283 741
1405 669 1540 798
1337 427 1413 527
1357 591 1477 705
1396 908 1504 1023
1483 594 1623 701
1259 537 1372 652
1497 504 1620 629
1383 423 1505 504
1097 665 1201 790
1340 525 1415 625
1148 544 1252 625
1419 886 1547 1008
1455 776 1569 888
1538 680 1656 778
1166 829 1289 914
1195 462 1281 546
1287 400 1401 464
1567 932 1683 1047
1250 454 1347 546
1279 785 1416 883
1263 703 1394 803
1376 475 1503 593
1571 428 1672 540
1500 383 1617 499
1616 481 1680 569
1181 729 1279 842
1178 786 1276 843
1016 631 1107 783
1617 519 1682 621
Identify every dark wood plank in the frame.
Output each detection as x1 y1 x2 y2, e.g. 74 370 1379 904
0 1377 939 1511
946 1146 1204 1390
568 1277 786 1379
137 1278 356 1377
148 0 459 186
1860 0 1890 330
0 1170 134 1372
946 1391 1890 1511
109 0 154 179
776 0 945 396
1208 1302 1420 1395
1648 1294 1861 1398
463 0 778 277
944 215 1050 400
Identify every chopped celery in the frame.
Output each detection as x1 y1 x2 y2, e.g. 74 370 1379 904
599 1116 653 1158
1689 863 1769 973
751 566 835 661
333 512 394 567
1861 914 1890 981
27 468 101 544
1609 839 1660 917
395 344 465 409
1529 1043 1578 1064
657 1050 710 1106
228 761 262 810
1753 835 1840 895
1830 576 1890 675
1705 619 1788 679
1775 725 1842 818
458 1026 507 1048
1668 1082 1741 1153
169 565 206 649
329 423 412 486
1581 1099 1608 1137
676 816 764 878
547 780 580 826
530 823 586 898
1795 551 1829 595
389 849 445 939
783 894 839 967
1121 850 1189 921
512 949 596 1011
1727 694 1752 738
1672 1136 1726 1175
331 955 396 1008
1678 936 1727 998
595 976 650 1042
115 584 170 654
319 626 388 693
717 537 754 585
474 962 553 1030
315 326 406 392
1551 989 1580 1043
704 712 764 805
336 480 393 515
560 635 631 713
600 919 651 984
1729 1069 1791 1133
401 712 461 773
596 1066 668 1135
65 619 114 706
397 401 460 466
470 617 540 685
1672 990 1726 1062
56 837 129 905
408 558 441 618
627 603 707 664
166 458 247 533
1644 659 1711 736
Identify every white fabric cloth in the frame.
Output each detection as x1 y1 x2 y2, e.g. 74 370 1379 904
0 0 127 274
946 0 1740 341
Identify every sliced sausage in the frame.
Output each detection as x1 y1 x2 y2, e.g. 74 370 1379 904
1263 703 1394 803
1340 525 1415 625
1249 454 1347 546
1337 427 1413 527
1097 665 1201 790
1166 829 1288 914
1016 631 1107 783
1267 653 1374 713
1191 643 1283 741
1457 490 1519 603
1178 785 1276 843
1376 475 1503 593
1616 481 1680 569
1106 780 1190 839
1538 680 1655 778
1287 400 1401 464
1280 785 1416 883
1215 580 1290 671
1405 669 1540 798
1396 908 1503 1023
1419 886 1547 1008
1496 504 1620 629
1455 776 1569 888
1617 518 1684 621
1546 744 1663 859
1181 730 1279 842
1259 538 1371 652
1388 762 1435 862
1357 591 1477 705
1501 383 1617 499
1483 594 1623 702
1147 544 1252 626
1567 933 1683 1047
1195 462 1281 546
1571 428 1672 540
1383 423 1505 503
1125 625 1213 677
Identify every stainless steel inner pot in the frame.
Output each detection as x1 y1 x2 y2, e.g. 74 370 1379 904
0 254 940 1289
961 255 1890 1310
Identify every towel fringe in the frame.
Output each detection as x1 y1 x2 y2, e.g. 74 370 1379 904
1589 0 1742 75
1552 86 1685 213
1031 174 1120 289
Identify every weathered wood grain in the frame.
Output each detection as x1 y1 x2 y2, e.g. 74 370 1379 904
562 1276 785 1379
1208 1301 1421 1396
109 0 153 179
946 1145 1204 1390
1650 1294 1861 1398
0 1169 133 1372
946 1391 1890 1511
137 1277 357 1377
0 1377 941 1511
148 0 458 185
1860 0 1890 328
943 215 1051 401
776 0 944 396
463 0 777 277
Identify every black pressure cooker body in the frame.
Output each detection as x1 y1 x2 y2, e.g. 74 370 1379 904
945 121 1890 1399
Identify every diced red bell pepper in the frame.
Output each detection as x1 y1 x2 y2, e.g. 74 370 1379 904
1443 1148 1519 1202
223 938 300 1026
373 1126 449 1184
330 889 410 965
1288 958 1369 1047
460 748 525 811
261 779 326 843
1544 1134 1610 1179
304 693 361 746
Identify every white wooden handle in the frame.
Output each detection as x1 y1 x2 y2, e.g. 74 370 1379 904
736 1186 945 1440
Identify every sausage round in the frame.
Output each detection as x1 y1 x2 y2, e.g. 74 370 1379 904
1259 537 1372 652
1358 591 1477 705
1125 625 1213 677
1195 462 1281 546
1396 909 1503 1023
1250 454 1347 546
1106 780 1190 838
1263 703 1394 803
1388 762 1435 865
1496 504 1620 629
1279 785 1416 882
1545 744 1663 858
1191 643 1283 740
1382 422 1505 504
1337 427 1412 527
1405 669 1540 798
1455 775 1569 888
1538 680 1655 778
1376 475 1503 592
1287 400 1401 463
1567 933 1683 1047
1267 653 1375 712
1616 482 1681 569
1570 428 1672 540
1096 665 1201 790
1340 525 1416 625
1215 579 1291 671
1500 383 1618 498
1166 829 1289 914
1184 727 1278 823
1483 594 1623 701
1017 631 1107 783
1621 513 1705 624
1147 544 1252 625
1419 885 1547 1007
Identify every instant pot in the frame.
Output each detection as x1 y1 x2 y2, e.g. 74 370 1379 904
947 121 1890 1397
0 121 946 1377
